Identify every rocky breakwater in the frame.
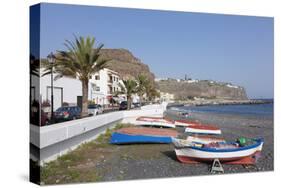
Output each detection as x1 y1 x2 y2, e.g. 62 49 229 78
184 99 272 106
168 99 272 108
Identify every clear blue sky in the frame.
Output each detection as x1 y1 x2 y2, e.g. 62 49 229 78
38 3 274 99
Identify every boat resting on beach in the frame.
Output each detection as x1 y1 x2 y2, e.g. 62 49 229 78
135 116 176 128
172 138 263 164
185 124 222 135
174 119 200 127
172 135 225 147
186 135 225 144
110 127 178 144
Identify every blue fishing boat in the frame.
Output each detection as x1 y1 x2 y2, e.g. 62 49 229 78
110 127 178 144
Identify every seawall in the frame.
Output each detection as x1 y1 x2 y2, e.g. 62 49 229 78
30 103 167 165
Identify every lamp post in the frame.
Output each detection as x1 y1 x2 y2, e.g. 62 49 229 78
47 52 55 123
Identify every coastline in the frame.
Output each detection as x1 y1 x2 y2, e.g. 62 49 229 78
168 99 273 108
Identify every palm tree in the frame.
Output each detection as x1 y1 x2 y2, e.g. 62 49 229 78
30 54 39 77
136 74 149 105
43 36 110 117
146 84 160 102
119 79 138 110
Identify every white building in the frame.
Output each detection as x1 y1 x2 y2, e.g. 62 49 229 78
40 68 122 111
89 68 122 105
159 92 175 103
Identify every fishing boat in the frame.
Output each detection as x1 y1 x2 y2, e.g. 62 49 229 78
135 116 176 128
185 124 222 135
173 138 264 164
110 127 178 144
172 136 225 147
174 119 200 127
186 135 225 144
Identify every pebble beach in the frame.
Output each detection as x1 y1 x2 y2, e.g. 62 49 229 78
101 111 273 181
41 105 274 184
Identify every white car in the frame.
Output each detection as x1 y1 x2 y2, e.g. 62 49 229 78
88 104 103 116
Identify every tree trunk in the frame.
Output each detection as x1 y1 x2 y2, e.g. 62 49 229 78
81 79 89 117
139 93 143 106
127 95 131 110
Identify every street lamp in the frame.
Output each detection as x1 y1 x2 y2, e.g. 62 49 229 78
47 52 55 123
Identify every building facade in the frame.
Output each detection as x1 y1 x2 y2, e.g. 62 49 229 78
40 68 122 111
89 68 121 105
159 92 175 103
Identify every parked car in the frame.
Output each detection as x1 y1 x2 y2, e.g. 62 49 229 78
41 110 50 126
88 104 103 116
119 101 128 110
132 102 141 108
54 106 81 122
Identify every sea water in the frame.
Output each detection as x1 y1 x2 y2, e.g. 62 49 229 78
179 101 273 117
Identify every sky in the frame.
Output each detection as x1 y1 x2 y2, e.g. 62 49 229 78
35 3 274 99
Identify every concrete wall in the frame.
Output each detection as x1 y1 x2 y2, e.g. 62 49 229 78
30 104 166 165
40 72 82 110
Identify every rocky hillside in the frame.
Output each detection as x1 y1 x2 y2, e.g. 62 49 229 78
156 79 248 100
100 49 155 84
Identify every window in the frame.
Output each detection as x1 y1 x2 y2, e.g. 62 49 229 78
95 75 100 80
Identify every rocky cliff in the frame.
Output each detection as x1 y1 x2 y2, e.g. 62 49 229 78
156 79 248 100
100 49 155 84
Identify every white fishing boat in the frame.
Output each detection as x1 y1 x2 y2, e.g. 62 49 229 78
173 138 264 164
135 116 176 128
174 119 200 127
186 135 225 144
185 125 222 135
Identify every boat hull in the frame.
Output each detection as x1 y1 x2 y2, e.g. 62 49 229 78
135 120 176 128
174 139 263 164
110 132 173 144
185 125 222 135
136 117 176 128
174 120 199 127
175 152 261 164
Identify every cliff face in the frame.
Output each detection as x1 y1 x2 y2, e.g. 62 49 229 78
156 79 248 100
100 49 155 83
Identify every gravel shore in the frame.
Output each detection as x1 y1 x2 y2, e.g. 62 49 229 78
97 111 273 181
41 109 273 184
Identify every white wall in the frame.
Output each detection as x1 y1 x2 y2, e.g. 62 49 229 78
89 69 108 104
31 74 40 102
40 71 82 110
89 68 121 105
30 103 166 164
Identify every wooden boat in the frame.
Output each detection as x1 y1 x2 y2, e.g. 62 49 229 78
172 136 225 148
186 135 225 144
173 138 264 164
135 116 176 128
174 119 200 127
110 127 178 144
185 124 222 135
